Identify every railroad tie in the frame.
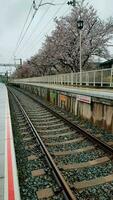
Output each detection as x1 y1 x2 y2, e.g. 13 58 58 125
36 188 54 199
32 169 45 177
28 155 38 161
36 123 64 129
39 127 69 133
46 137 84 146
42 131 75 138
23 137 33 142
21 131 29 136
107 141 113 146
73 174 113 190
52 146 96 156
60 156 110 170
19 127 28 132
25 144 36 150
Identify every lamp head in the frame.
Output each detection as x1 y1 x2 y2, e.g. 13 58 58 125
77 20 84 30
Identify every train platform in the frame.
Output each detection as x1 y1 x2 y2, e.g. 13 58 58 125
0 83 20 200
20 82 113 100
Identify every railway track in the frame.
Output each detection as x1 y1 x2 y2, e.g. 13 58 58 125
13 86 113 150
9 86 113 200
9 90 76 200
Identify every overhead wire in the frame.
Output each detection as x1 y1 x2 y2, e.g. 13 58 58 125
16 0 64 56
8 2 33 64
30 7 70 54
31 7 71 58
20 0 69 57
8 0 70 66
14 4 33 53
14 0 43 56
17 1 54 55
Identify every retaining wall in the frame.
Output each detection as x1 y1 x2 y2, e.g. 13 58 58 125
11 83 113 133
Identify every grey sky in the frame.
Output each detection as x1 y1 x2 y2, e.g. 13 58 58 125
0 0 113 73
87 0 113 19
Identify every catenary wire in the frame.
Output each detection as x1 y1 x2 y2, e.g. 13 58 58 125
19 0 69 58
16 0 65 56
13 4 33 54
17 2 54 55
14 0 43 56
8 2 34 64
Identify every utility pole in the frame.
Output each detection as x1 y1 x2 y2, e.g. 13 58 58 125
14 56 16 69
77 20 83 85
20 58 23 67
5 71 8 83
14 57 23 69
67 0 83 86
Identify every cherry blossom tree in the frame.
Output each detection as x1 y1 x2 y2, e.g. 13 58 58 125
14 0 113 78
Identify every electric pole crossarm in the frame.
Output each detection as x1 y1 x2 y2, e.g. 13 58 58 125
0 64 16 67
67 0 76 6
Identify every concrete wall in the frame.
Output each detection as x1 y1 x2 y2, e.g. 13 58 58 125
14 83 113 133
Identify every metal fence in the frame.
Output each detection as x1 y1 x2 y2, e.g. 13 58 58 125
11 68 113 87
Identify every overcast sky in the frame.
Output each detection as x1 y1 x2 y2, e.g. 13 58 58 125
0 0 113 73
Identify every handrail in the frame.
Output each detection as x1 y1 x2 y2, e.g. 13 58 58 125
9 68 113 87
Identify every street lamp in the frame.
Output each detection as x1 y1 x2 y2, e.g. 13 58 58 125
77 19 83 85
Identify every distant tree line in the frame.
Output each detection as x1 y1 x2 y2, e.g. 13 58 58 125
13 0 113 78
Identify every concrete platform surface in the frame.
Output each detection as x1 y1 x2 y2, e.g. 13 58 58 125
23 83 113 100
0 83 20 200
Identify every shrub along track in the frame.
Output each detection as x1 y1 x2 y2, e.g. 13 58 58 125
8 86 113 200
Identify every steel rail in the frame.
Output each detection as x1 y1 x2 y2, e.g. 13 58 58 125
8 88 77 200
36 98 113 155
13 87 113 155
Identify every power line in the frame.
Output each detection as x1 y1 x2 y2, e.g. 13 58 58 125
8 2 33 64
20 0 69 57
30 5 69 53
14 0 43 55
15 0 68 57
14 4 33 53
17 5 52 55
22 0 57 45
16 0 65 56
31 8 70 57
